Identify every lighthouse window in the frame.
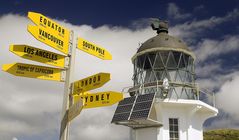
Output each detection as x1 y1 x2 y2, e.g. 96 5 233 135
169 118 179 140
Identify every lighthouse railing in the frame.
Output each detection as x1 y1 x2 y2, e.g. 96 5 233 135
198 87 216 107
127 81 216 107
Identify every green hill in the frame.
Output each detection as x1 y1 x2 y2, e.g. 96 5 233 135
204 129 239 140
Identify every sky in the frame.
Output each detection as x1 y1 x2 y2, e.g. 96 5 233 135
0 0 239 140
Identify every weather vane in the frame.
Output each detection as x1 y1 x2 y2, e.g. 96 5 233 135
150 18 169 34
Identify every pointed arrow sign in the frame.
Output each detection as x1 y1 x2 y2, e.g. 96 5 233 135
2 63 65 82
28 11 70 55
9 45 67 68
60 98 83 136
74 91 123 109
77 37 112 60
28 25 70 55
68 98 84 122
72 73 110 95
28 11 70 39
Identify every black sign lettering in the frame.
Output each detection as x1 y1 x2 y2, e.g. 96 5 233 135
39 29 64 47
95 95 99 101
24 47 34 55
106 93 110 100
39 16 65 35
90 96 93 102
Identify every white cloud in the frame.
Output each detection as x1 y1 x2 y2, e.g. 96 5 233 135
202 72 239 129
129 18 151 30
167 3 191 20
196 68 239 129
170 8 239 40
196 62 221 78
194 35 239 62
216 75 239 121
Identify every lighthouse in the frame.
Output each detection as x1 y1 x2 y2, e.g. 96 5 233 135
112 19 218 140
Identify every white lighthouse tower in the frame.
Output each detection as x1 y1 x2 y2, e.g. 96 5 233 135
112 19 218 140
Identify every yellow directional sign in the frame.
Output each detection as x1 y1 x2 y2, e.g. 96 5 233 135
72 73 110 95
68 98 83 122
28 12 70 38
9 45 66 68
74 91 123 109
28 25 69 55
2 63 65 82
77 38 112 60
28 11 70 55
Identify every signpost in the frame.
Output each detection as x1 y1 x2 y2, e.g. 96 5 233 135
74 91 123 109
77 37 112 60
2 11 122 140
10 44 67 68
2 62 65 82
72 72 110 95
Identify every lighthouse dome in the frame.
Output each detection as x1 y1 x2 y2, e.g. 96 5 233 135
132 23 195 61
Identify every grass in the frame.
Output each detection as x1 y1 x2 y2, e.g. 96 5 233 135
204 129 239 140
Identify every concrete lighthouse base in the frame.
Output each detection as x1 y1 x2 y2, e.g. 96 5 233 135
130 99 218 140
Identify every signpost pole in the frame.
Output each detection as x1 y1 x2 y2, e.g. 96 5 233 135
60 30 75 140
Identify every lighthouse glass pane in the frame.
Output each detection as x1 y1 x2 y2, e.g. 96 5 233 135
159 51 169 66
173 52 181 67
178 70 186 82
183 54 189 68
133 51 196 99
148 53 156 67
180 88 188 99
150 71 157 82
154 53 164 69
145 70 151 83
144 56 151 69
167 52 177 68
169 118 179 140
169 88 178 99
168 70 176 81
138 55 145 69
178 54 186 68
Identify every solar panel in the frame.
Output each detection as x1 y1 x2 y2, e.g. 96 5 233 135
111 96 136 123
112 112 131 122
115 104 134 114
118 96 136 106
132 101 152 111
112 93 155 123
136 93 155 103
130 109 150 119
130 93 155 120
